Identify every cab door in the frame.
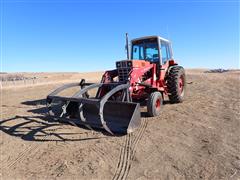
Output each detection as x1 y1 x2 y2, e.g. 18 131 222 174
160 40 172 65
158 40 173 81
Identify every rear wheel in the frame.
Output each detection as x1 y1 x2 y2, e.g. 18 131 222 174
166 66 186 103
147 92 163 117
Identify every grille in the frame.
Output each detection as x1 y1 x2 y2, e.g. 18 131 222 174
116 61 131 82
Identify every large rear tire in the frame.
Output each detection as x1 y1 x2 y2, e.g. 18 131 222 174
166 66 186 103
147 92 163 117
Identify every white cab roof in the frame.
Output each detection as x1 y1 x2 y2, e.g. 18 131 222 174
131 35 170 43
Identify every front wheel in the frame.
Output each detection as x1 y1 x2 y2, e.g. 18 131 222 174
147 92 163 117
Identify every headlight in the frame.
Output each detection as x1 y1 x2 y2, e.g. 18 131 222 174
116 62 121 67
127 61 132 67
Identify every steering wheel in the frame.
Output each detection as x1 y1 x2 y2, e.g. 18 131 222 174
146 53 153 60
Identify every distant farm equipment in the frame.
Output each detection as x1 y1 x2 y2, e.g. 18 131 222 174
205 69 229 73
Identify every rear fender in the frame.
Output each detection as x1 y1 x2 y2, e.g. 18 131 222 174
97 69 118 98
101 69 118 83
166 65 184 77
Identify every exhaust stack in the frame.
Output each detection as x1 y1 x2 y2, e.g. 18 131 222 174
125 33 130 60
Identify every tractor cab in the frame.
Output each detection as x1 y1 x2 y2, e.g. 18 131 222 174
130 36 173 65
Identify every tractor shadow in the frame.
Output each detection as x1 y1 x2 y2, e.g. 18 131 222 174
0 115 107 142
0 99 113 142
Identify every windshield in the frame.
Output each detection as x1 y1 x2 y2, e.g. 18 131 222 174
131 38 159 62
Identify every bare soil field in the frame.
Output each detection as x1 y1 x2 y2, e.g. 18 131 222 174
1 69 240 180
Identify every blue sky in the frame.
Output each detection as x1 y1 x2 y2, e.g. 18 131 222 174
1 0 239 72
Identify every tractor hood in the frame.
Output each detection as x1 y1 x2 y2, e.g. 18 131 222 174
116 60 150 69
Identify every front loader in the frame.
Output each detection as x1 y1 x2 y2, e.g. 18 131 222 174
46 34 186 135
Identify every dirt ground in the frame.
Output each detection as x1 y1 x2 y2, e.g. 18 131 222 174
1 70 240 180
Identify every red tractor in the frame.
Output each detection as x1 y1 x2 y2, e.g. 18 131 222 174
47 34 186 135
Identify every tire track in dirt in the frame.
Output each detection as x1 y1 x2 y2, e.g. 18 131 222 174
112 118 148 180
90 142 116 166
124 118 148 179
112 133 131 180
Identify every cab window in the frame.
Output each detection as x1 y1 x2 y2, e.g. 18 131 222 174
145 42 159 62
132 38 159 63
132 44 144 60
161 41 171 64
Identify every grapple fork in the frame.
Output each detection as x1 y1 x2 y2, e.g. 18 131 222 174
46 79 141 135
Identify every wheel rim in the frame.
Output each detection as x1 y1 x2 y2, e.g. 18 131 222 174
179 75 184 96
155 98 161 110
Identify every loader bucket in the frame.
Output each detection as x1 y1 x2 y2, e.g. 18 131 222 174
46 81 141 135
48 100 141 134
81 101 141 134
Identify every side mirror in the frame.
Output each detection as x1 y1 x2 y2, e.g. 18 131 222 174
134 47 137 53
